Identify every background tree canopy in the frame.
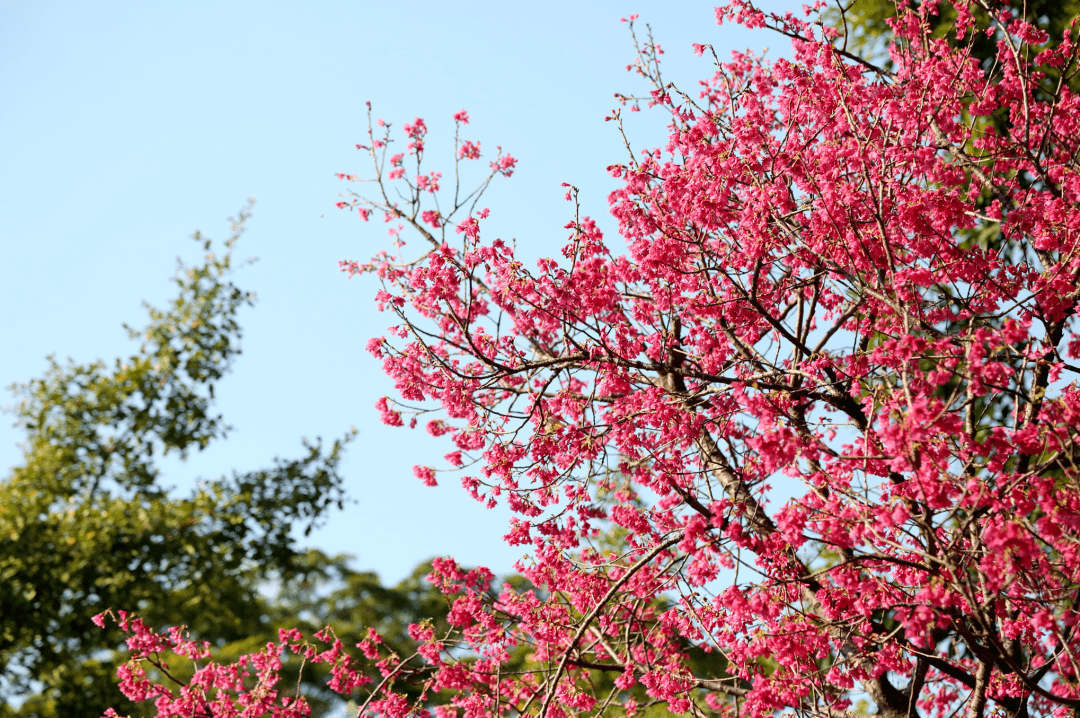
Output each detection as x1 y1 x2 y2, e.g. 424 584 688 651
0 206 358 717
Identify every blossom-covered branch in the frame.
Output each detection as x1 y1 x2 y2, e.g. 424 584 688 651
106 3 1080 718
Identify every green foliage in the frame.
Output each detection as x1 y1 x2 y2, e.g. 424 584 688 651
0 204 352 717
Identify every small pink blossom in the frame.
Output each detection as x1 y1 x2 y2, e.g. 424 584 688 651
458 140 481 160
413 465 438 487
421 209 442 228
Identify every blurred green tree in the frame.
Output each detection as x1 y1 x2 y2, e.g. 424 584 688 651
0 204 352 717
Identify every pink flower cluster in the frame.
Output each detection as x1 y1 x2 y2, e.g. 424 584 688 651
95 610 343 718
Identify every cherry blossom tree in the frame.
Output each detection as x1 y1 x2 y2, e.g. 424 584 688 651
100 2 1080 717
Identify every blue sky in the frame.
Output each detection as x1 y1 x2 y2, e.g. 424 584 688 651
1 1 796 584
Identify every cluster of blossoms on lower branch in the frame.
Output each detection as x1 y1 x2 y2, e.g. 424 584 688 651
95 561 526 718
95 610 352 718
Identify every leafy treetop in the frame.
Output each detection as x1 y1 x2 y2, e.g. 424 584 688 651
0 204 351 717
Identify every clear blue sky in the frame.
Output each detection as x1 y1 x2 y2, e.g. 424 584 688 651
1 1 795 584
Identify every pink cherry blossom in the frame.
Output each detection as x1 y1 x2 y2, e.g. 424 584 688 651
102 4 1080 718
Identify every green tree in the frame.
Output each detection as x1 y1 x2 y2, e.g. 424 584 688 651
0 204 352 717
